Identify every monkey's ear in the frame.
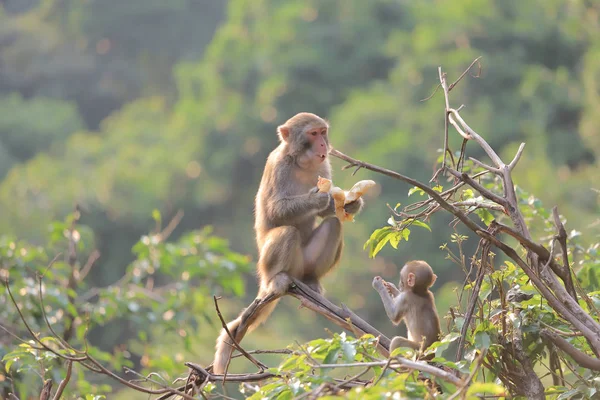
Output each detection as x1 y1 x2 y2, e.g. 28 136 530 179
407 272 416 288
431 274 437 286
277 125 290 142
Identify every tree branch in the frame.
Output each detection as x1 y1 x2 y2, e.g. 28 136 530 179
541 329 600 371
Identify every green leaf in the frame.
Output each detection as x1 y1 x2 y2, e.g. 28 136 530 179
279 355 301 371
341 342 357 362
433 185 443 192
401 228 410 241
5 357 15 373
389 232 402 249
475 208 494 226
323 348 340 365
557 389 581 400
408 219 431 232
364 227 395 258
276 389 292 400
466 382 505 396
474 332 491 350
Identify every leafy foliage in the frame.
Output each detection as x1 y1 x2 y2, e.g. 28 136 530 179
0 212 250 398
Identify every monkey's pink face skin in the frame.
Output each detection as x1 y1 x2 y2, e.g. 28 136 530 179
305 127 329 162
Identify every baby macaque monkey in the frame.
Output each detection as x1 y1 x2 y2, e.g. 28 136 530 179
373 260 441 357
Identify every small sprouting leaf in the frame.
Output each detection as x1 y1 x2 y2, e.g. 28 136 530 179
462 189 475 199
408 186 425 196
152 209 161 223
433 185 443 192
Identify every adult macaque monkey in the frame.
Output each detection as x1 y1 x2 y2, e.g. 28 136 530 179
372 260 441 357
213 112 364 374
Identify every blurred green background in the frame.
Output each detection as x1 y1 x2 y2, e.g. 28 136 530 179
0 0 599 396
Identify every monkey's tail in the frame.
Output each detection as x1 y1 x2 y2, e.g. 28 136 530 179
213 297 279 375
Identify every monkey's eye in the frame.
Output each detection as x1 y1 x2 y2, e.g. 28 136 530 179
311 131 318 136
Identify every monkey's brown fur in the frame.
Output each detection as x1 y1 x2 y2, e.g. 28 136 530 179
373 260 441 356
213 113 364 374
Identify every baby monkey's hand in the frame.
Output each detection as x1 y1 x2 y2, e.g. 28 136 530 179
372 276 384 290
383 281 395 295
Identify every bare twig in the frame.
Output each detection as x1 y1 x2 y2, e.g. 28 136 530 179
507 143 526 171
158 210 185 242
52 361 72 400
456 240 491 361
551 207 577 301
448 56 482 91
469 157 500 174
78 250 100 282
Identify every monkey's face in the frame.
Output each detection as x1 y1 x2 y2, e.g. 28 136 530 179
294 123 329 170
277 113 330 170
303 124 329 160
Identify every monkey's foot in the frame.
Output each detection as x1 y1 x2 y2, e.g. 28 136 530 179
267 273 293 295
303 279 324 294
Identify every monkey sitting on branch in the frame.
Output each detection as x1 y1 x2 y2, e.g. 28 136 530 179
373 260 441 358
213 112 373 374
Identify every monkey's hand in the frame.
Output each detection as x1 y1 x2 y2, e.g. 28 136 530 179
309 187 332 211
372 276 386 290
343 197 364 215
383 281 399 296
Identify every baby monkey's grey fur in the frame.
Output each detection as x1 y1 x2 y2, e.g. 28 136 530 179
213 113 363 374
373 260 441 357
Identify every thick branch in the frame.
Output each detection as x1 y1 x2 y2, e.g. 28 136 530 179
541 329 600 371
288 279 391 354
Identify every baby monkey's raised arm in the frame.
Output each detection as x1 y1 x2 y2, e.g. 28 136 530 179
373 260 441 355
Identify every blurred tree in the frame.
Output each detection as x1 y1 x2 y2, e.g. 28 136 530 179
0 93 83 177
0 0 226 128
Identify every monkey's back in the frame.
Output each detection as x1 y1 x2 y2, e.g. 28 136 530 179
404 291 441 348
